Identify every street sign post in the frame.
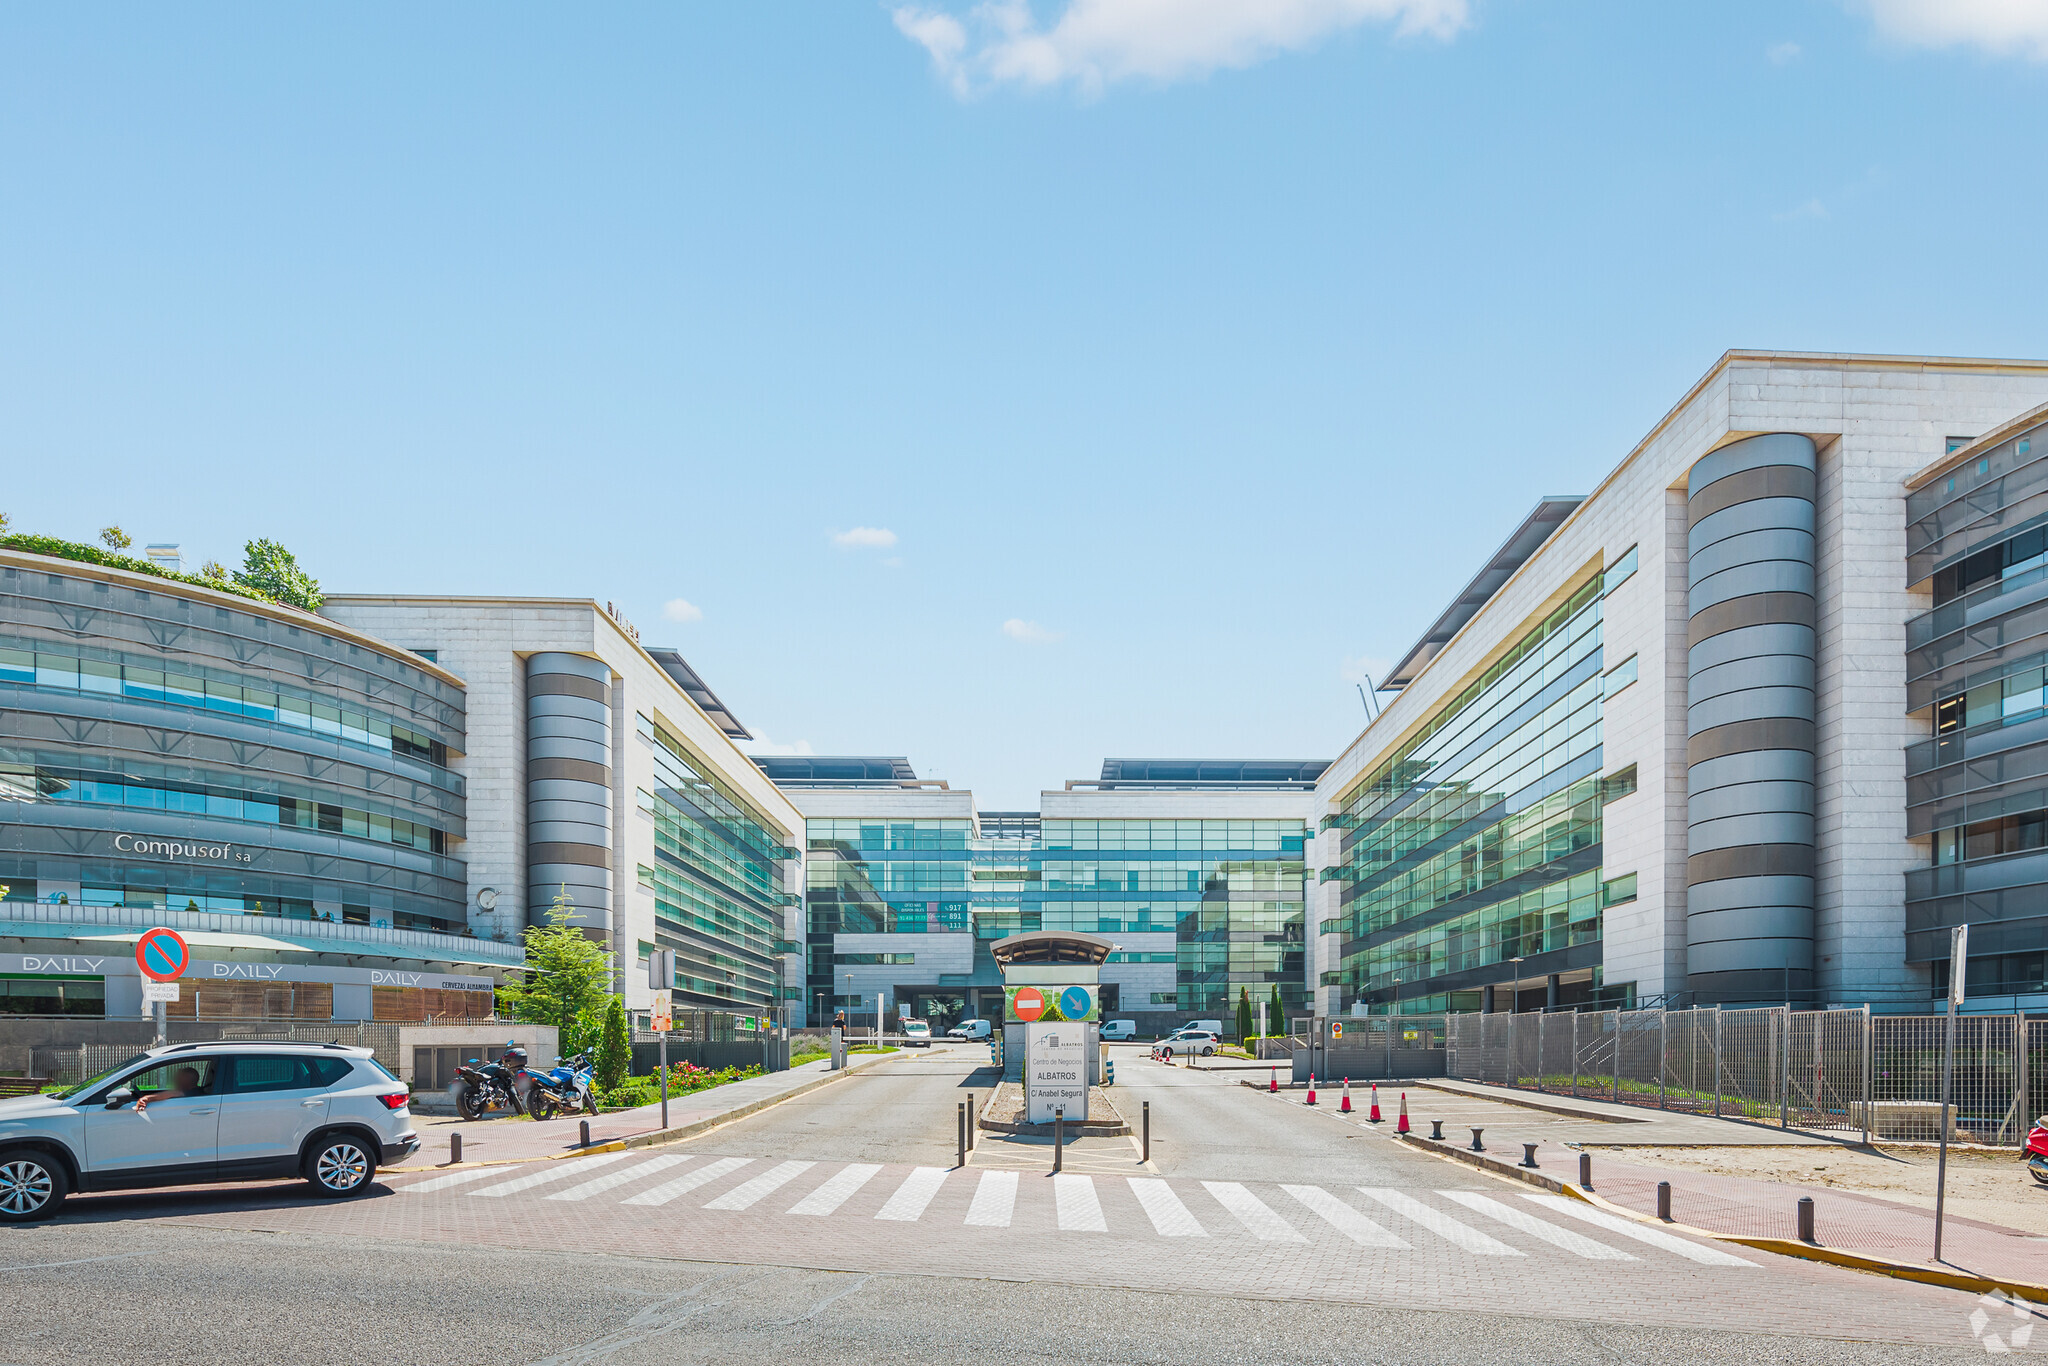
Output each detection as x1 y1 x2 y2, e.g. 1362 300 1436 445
1934 923 1967 1262
649 950 676 1128
135 927 189 1045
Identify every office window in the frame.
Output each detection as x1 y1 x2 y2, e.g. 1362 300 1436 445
1601 764 1638 804
1603 545 1638 594
1601 873 1638 907
1604 654 1638 698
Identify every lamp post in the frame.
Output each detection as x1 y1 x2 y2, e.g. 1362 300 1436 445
1509 956 1526 1013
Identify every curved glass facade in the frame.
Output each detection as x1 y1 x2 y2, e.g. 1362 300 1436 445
0 557 469 934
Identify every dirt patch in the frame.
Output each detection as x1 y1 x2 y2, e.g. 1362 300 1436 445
1582 1142 2048 1237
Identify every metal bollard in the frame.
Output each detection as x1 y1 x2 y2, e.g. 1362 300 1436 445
1429 1119 1444 1141
1142 1100 1151 1164
1520 1142 1539 1170
450 1132 462 1164
1797 1196 1816 1243
957 1102 966 1167
579 1119 590 1148
1578 1151 1593 1189
1053 1106 1064 1173
967 1093 976 1150
1656 1181 1672 1221
1469 1127 1485 1152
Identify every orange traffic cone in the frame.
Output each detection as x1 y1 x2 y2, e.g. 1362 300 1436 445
1396 1092 1411 1134
1340 1078 1352 1113
1269 1067 1278 1094
1305 1074 1318 1106
1368 1083 1382 1123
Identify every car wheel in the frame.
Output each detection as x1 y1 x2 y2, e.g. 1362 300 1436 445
1202 1045 1215 1056
0 1151 65 1223
305 1135 375 1198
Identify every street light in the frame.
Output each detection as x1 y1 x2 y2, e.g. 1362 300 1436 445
1509 956 1525 1014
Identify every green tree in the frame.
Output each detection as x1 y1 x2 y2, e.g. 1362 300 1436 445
199 560 229 585
100 525 131 551
0 512 11 535
496 887 614 1054
1269 983 1285 1036
1236 985 1254 1044
234 537 323 610
594 995 631 1093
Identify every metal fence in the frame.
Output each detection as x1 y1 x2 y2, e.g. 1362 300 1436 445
1442 1008 2048 1148
26 1019 418 1083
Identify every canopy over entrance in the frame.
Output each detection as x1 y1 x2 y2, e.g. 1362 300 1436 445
989 930 1113 970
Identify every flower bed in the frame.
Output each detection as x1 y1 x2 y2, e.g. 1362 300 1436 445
598 1060 763 1110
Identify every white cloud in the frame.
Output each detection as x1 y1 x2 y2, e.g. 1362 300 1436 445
742 734 815 756
831 526 899 550
893 0 1471 96
1774 196 1829 222
1766 40 1802 63
1002 617 1064 644
1340 653 1393 686
662 597 704 623
1854 0 2048 60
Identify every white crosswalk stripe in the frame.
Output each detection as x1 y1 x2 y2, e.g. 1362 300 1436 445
1128 1178 1206 1237
1204 1181 1306 1242
789 1163 882 1216
1520 1194 1759 1266
1282 1185 1406 1248
398 1166 513 1194
875 1166 948 1221
1439 1191 1634 1260
547 1155 694 1202
1054 1174 1106 1232
471 1154 628 1198
964 1171 1019 1228
623 1157 753 1207
1355 1188 1523 1256
705 1161 815 1211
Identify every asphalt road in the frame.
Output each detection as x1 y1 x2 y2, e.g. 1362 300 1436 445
0 1041 2029 1365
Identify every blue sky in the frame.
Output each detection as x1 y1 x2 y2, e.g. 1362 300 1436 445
4 2 2046 807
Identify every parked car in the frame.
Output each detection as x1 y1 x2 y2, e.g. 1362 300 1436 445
1099 1020 1138 1041
0 1040 418 1222
901 1019 933 1048
946 1019 993 1040
1155 1030 1220 1059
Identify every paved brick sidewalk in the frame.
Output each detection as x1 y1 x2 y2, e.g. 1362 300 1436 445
1257 1083 2048 1289
395 1049 901 1168
1585 1153 2048 1287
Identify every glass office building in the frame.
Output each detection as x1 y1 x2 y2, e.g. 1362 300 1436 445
761 756 1318 1032
0 546 514 1021
1906 403 2048 999
1323 564 1634 1014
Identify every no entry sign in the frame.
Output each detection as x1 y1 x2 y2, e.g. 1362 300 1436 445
136 927 190 983
1011 986 1046 1022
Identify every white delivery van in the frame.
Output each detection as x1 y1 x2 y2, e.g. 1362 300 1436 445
1099 1020 1138 1041
946 1019 993 1040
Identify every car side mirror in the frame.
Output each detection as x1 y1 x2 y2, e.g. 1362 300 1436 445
104 1089 134 1110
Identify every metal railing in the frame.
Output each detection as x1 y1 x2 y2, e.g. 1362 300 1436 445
1442 1007 2048 1147
0 900 524 963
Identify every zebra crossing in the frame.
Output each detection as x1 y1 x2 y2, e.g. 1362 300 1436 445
390 1155 1758 1268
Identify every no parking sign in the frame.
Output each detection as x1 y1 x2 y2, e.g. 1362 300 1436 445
136 927 189 982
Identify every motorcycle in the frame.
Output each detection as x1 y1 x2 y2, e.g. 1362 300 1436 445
2026 1115 2048 1186
451 1053 527 1122
524 1053 599 1120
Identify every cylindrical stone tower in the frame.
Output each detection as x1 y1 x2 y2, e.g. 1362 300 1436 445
526 652 613 934
1684 432 1818 1006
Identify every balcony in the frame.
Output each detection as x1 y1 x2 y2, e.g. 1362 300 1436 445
0 900 524 967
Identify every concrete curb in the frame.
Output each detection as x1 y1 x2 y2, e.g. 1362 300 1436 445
1391 1130 2048 1302
386 1049 898 1172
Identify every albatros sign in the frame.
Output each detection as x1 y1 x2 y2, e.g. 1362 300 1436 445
114 834 253 864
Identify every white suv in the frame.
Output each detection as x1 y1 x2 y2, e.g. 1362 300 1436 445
0 1041 419 1221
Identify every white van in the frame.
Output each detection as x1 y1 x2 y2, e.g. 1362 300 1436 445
946 1019 993 1041
1099 1019 1137 1041
1183 1019 1224 1036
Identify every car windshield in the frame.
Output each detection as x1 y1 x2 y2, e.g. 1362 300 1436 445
47 1053 150 1101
